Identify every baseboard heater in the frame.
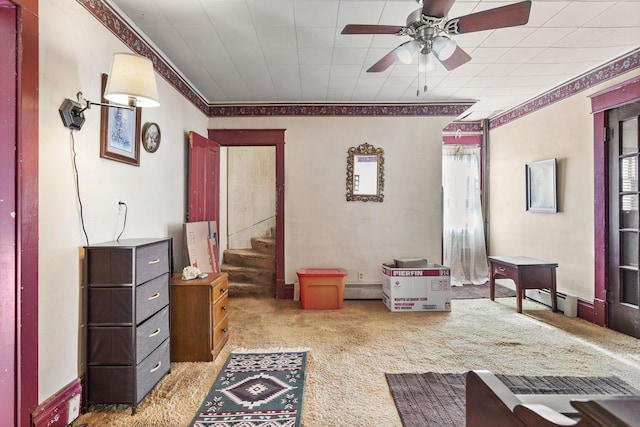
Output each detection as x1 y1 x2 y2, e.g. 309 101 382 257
344 283 382 300
525 288 577 316
495 279 577 316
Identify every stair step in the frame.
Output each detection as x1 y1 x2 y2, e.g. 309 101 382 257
228 281 275 298
251 237 275 255
221 264 274 286
224 249 275 270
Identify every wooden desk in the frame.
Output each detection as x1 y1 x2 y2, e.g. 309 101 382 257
488 256 558 314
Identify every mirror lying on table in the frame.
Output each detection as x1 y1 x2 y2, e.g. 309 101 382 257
346 143 384 202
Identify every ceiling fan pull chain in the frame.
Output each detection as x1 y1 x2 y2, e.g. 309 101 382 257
417 56 421 97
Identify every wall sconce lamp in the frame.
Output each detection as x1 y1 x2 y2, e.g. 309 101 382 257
59 53 160 131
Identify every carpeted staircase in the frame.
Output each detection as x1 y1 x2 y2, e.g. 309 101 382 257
221 229 276 298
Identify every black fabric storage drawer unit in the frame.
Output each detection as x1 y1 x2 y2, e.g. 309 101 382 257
83 238 172 415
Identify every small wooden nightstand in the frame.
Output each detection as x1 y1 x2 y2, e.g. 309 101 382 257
170 272 229 362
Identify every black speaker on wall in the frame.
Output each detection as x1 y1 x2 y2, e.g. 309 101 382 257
59 98 86 130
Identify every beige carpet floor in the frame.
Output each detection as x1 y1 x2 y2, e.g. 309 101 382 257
73 295 640 427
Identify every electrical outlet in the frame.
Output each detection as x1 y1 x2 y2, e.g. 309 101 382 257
357 271 364 281
67 394 81 424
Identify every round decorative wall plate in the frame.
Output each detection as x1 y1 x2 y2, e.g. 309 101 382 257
142 122 161 153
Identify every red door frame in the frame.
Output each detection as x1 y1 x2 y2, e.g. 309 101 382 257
1 0 38 426
0 3 18 422
207 129 289 299
590 76 640 327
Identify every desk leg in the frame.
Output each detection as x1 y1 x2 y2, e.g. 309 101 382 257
489 266 495 301
550 267 558 313
516 287 523 314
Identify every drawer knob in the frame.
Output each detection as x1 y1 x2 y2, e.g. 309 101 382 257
220 288 226 294
222 328 228 333
499 267 506 272
148 258 161 265
148 292 161 301
150 361 162 373
149 328 161 338
222 306 227 311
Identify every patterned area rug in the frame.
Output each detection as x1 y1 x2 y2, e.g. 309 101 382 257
385 372 640 427
189 349 309 427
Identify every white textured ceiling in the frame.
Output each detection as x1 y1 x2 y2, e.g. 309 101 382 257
108 0 640 120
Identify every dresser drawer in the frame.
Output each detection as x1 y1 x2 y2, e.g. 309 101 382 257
136 338 171 404
87 306 169 365
491 262 518 281
213 315 229 345
86 338 170 406
136 306 170 363
88 286 132 324
87 325 134 365
212 278 228 303
136 240 170 284
213 293 229 326
136 273 169 323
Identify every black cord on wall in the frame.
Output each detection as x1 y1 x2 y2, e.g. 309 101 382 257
70 131 90 246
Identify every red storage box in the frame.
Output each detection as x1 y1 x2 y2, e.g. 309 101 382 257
296 268 347 310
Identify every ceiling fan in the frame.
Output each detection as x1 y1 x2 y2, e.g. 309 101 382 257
342 0 532 73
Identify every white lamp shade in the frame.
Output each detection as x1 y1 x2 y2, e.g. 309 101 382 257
104 53 160 108
397 40 420 64
432 37 457 61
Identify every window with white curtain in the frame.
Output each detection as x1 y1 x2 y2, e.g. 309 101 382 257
442 145 488 286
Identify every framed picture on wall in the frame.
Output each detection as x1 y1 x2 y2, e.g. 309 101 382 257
100 73 141 166
526 158 557 213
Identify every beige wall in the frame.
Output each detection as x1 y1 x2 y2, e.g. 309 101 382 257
210 116 452 285
38 0 209 402
488 69 640 301
227 146 276 248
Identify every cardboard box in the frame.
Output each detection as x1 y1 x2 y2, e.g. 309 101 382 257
394 257 429 268
382 263 451 312
183 221 219 273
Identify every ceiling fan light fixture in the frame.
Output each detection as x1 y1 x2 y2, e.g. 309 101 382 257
419 53 436 72
432 36 457 61
397 40 421 64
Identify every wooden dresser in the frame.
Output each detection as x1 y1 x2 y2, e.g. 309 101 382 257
82 238 172 415
170 272 229 362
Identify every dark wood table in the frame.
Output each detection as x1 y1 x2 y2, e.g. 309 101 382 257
488 256 558 313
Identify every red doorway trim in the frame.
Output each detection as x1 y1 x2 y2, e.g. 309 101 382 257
589 76 640 327
207 129 288 299
6 0 39 426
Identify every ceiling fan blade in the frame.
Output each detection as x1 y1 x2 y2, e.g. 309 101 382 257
366 44 408 72
438 46 472 71
341 24 404 35
421 0 456 18
445 0 532 35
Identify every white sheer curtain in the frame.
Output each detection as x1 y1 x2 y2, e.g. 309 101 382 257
442 145 488 286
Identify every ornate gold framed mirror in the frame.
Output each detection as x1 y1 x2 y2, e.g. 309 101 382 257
346 143 384 202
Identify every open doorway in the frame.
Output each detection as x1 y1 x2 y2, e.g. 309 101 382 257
208 129 288 298
227 146 276 249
